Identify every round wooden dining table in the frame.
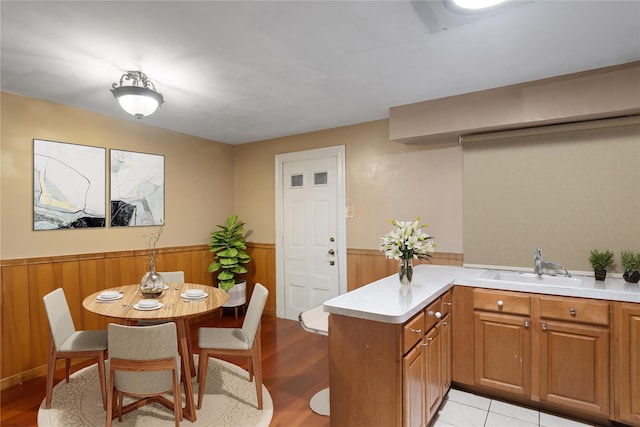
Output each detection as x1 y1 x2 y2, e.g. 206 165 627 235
83 282 228 422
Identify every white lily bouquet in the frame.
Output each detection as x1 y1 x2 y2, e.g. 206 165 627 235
379 217 435 261
380 218 435 284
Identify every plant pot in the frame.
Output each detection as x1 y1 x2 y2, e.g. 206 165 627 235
594 269 607 281
220 280 247 308
623 270 640 283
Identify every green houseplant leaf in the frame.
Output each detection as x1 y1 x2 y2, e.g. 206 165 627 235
208 215 252 291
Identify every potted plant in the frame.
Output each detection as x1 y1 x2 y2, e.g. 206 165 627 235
208 215 252 315
208 214 251 290
621 250 640 283
588 249 614 281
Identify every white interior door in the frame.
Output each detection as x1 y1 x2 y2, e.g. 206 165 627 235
276 146 346 320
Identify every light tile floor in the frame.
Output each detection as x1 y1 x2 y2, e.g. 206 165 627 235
432 388 601 427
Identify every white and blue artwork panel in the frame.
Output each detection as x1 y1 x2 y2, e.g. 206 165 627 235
110 149 165 227
33 139 106 230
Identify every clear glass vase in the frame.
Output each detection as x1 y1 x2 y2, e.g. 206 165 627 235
140 261 165 298
399 258 413 285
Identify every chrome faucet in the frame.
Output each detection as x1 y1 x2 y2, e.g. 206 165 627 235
534 248 572 277
534 248 543 275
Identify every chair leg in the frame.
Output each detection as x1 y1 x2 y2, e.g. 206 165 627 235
65 358 71 383
252 343 263 410
196 351 209 410
106 369 115 427
247 355 254 382
45 337 57 409
172 369 181 427
96 351 107 410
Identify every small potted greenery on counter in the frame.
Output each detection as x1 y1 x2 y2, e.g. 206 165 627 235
588 249 614 281
621 250 640 283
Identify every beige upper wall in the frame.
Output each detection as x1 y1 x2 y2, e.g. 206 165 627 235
2 62 635 262
0 92 235 259
234 120 463 253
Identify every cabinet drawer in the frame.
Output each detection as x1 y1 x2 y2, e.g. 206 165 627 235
425 298 442 331
442 290 452 316
539 296 609 326
404 311 425 354
473 289 530 315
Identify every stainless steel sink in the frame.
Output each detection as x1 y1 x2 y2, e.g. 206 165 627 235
479 271 583 287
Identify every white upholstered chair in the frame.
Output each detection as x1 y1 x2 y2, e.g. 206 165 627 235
106 323 182 427
197 283 269 410
42 287 108 409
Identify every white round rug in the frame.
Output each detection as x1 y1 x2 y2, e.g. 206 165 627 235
38 356 273 427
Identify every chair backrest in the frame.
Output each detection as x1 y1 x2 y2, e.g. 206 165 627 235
142 270 185 283
42 288 76 351
241 283 269 345
108 323 179 395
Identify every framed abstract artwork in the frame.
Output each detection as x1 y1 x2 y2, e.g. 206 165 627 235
110 149 165 227
33 139 106 230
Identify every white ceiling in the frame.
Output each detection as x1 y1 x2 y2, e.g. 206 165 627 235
1 1 639 145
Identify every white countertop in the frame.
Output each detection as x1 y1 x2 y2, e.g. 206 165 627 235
323 264 640 324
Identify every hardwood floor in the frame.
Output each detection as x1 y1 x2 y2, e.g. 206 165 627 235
0 314 330 427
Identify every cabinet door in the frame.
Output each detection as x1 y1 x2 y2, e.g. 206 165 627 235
538 320 609 416
403 342 426 427
441 313 452 391
617 304 640 425
474 311 531 396
425 325 443 421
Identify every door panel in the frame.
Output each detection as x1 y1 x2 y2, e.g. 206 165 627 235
282 156 339 319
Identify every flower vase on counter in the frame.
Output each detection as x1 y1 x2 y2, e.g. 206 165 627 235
399 258 413 285
140 261 165 298
379 217 435 286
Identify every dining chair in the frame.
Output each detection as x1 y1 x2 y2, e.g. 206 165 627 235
142 270 185 283
138 270 184 326
106 322 182 427
197 283 269 410
42 287 108 409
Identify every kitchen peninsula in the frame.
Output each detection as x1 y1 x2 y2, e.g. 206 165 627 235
324 265 640 427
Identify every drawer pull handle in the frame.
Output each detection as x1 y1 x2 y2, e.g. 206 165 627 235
409 328 422 334
497 300 504 308
443 321 449 326
444 302 452 306
541 323 548 331
435 311 442 319
569 308 576 316
422 342 429 347
427 337 433 342
523 320 530 328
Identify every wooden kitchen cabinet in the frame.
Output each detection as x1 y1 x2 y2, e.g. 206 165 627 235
424 324 443 419
615 302 640 426
458 288 615 423
472 289 532 397
402 294 450 427
403 340 426 427
535 296 610 417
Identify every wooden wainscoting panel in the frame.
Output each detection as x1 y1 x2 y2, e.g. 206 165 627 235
347 249 463 291
246 243 277 317
0 265 33 382
0 244 461 389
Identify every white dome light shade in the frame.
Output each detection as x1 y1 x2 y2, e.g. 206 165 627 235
112 86 163 119
451 0 508 10
111 71 164 119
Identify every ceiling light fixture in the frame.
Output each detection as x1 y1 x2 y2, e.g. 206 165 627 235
111 71 164 119
449 0 508 10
